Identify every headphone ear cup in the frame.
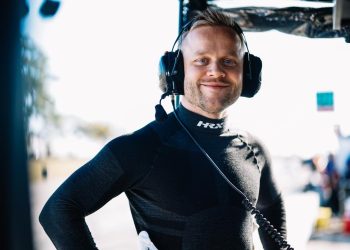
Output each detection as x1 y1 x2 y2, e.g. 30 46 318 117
241 53 262 98
158 53 169 93
158 50 185 96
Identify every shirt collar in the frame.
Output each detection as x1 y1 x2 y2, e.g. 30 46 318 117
176 104 229 135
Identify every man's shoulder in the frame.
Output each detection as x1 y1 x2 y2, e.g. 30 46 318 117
226 127 258 143
231 128 265 146
227 126 271 161
107 121 158 149
106 115 179 150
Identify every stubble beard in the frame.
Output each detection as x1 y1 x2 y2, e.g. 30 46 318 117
185 80 239 115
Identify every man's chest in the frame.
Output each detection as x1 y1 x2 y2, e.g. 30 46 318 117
136 144 262 214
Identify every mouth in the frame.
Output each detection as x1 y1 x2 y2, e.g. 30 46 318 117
200 81 229 89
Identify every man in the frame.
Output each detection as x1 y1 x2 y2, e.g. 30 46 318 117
40 8 287 250
334 125 350 177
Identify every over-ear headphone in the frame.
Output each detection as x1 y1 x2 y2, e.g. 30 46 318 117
158 16 262 99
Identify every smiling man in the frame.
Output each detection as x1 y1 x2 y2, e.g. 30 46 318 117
40 8 288 250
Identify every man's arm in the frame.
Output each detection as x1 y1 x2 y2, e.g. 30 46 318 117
255 142 287 250
39 144 128 249
257 194 287 250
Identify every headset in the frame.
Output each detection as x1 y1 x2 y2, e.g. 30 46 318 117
155 10 293 249
158 15 263 100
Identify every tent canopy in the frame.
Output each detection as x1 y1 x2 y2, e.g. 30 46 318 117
181 0 350 42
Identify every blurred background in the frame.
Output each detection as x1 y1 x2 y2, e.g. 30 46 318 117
2 0 350 249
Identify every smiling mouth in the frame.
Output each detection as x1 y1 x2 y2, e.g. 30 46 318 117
201 82 229 88
200 79 230 88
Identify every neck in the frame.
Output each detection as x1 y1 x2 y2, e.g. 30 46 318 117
176 104 229 135
180 99 228 119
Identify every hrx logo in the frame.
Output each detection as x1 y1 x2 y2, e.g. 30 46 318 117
196 121 224 129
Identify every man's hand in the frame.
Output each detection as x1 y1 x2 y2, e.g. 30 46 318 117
138 231 158 250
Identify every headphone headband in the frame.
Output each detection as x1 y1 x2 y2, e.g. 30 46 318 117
173 16 247 53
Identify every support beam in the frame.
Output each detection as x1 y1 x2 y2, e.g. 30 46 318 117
0 1 34 249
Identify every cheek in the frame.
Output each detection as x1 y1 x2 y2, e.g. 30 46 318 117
184 60 207 78
230 68 243 85
183 71 199 95
183 78 196 97
184 65 199 83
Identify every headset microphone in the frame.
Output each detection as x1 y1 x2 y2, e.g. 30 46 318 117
155 102 168 122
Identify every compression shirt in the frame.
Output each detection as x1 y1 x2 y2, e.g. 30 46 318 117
39 104 286 250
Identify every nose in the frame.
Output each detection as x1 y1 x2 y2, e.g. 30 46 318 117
207 61 225 78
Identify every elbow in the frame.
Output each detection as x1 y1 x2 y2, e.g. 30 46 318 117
39 194 85 232
39 195 68 233
39 198 56 232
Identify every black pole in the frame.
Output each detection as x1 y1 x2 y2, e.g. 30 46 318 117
179 0 184 31
186 0 208 21
0 1 34 249
175 0 185 107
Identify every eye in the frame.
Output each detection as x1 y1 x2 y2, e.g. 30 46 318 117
222 58 237 67
194 57 209 65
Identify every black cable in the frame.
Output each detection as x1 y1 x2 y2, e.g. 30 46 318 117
171 98 294 250
171 98 247 198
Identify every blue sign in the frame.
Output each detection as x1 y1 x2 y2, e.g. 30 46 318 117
317 92 334 111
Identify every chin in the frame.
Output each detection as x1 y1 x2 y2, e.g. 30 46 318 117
199 104 227 115
201 98 235 113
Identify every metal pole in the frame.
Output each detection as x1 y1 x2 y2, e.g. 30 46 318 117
175 0 185 108
0 1 34 249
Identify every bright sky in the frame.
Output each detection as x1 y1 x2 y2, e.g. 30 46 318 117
24 0 350 159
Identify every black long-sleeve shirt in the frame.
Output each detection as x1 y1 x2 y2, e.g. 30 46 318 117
39 104 286 249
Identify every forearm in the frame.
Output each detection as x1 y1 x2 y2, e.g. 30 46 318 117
39 146 126 249
258 194 287 250
39 195 98 250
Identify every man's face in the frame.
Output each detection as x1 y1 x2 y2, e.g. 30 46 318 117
181 25 244 118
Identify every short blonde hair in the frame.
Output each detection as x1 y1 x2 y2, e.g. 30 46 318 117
179 8 245 49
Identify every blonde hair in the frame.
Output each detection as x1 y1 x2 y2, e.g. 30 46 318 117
179 7 245 48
